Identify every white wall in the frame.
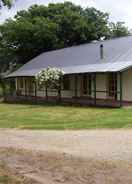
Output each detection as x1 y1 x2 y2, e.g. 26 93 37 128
122 69 132 101
96 74 107 99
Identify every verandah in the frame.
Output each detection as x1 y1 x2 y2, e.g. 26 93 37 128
12 72 123 107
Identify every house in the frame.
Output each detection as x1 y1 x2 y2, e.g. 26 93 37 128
6 36 132 107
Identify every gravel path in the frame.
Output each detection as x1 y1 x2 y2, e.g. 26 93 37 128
1 129 132 183
1 129 132 161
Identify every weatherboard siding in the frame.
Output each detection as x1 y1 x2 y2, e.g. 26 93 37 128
96 74 107 99
122 69 132 101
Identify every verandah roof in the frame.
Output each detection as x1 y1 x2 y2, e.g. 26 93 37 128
7 61 132 78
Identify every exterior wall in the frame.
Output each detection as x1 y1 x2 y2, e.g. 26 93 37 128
16 77 25 96
60 74 107 99
61 75 75 98
17 77 35 96
16 74 108 99
96 74 107 99
122 69 132 101
14 70 132 104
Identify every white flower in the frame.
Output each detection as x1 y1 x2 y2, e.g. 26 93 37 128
36 67 65 89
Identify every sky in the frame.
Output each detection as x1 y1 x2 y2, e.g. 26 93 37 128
0 0 132 28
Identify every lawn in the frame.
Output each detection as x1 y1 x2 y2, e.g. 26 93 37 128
1 103 132 129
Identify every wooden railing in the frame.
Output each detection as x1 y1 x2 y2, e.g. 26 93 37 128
4 88 122 107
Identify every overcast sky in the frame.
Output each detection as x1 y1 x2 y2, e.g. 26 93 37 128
1 0 132 28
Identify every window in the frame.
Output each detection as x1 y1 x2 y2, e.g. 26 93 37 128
63 76 70 90
108 73 117 99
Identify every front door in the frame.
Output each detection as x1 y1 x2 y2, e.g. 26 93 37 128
107 73 117 99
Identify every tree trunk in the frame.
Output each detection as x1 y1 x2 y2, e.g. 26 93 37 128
45 86 48 101
58 88 61 102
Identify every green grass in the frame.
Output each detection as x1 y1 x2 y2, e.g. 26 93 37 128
0 103 132 129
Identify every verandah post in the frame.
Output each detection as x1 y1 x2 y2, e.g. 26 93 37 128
94 73 96 106
24 78 27 97
74 74 78 98
119 72 123 107
35 80 37 98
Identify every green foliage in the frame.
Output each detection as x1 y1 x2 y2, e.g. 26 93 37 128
0 2 110 67
0 2 130 72
0 0 12 8
109 22 130 38
0 17 58 65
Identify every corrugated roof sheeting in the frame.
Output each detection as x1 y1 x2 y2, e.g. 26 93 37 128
7 69 41 77
62 61 132 74
7 36 132 77
7 61 132 77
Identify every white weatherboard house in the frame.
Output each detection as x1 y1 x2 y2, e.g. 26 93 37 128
7 36 132 107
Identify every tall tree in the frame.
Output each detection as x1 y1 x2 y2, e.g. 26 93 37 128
0 2 130 72
0 2 110 67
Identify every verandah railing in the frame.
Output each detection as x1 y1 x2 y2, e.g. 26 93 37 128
9 87 123 107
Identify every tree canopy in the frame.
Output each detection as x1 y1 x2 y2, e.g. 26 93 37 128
0 2 130 72
109 22 130 38
0 0 13 8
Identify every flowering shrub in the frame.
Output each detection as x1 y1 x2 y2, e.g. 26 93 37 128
35 67 65 89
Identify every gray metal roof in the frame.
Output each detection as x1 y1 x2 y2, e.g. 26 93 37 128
8 36 132 77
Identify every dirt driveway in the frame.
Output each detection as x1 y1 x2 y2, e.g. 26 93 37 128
1 129 132 183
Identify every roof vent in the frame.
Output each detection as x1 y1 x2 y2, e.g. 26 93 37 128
100 44 104 59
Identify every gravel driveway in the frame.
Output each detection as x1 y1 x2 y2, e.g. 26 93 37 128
1 129 132 161
1 129 132 183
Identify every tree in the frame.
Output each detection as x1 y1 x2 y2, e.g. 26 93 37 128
0 2 130 73
0 2 110 67
36 67 64 101
15 3 109 46
0 17 59 65
82 7 110 40
0 0 13 8
0 0 17 98
109 22 130 38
